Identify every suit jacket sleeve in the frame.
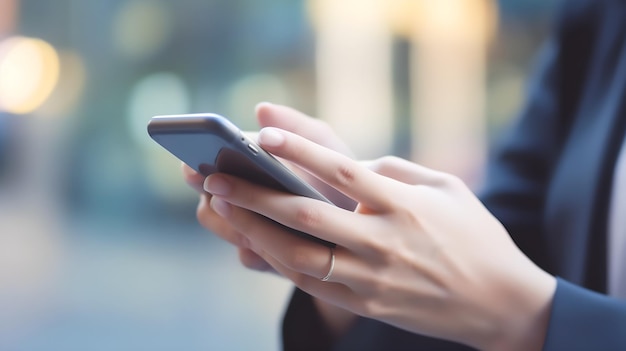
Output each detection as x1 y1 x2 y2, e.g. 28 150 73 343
543 278 626 350
482 1 626 348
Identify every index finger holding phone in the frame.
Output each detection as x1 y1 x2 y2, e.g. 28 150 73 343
147 113 336 247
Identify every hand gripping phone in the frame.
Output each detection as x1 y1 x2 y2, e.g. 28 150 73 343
147 113 335 247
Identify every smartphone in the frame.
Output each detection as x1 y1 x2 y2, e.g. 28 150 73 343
147 113 335 247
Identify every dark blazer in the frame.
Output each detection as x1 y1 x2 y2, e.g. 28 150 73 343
283 0 626 350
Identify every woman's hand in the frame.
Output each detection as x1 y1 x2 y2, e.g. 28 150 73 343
204 127 557 351
184 102 356 271
185 103 359 337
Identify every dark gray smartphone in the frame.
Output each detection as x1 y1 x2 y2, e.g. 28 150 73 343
147 113 334 247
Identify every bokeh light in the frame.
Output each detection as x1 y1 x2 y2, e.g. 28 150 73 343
37 51 87 117
224 73 290 130
414 0 497 43
0 36 60 115
112 0 173 61
127 71 194 201
128 71 191 147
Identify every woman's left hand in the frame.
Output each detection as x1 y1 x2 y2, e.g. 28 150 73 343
204 127 556 351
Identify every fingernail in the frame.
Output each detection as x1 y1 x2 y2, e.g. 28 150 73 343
210 197 232 217
204 175 231 196
258 128 284 147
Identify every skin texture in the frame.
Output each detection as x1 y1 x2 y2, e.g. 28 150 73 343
185 103 557 350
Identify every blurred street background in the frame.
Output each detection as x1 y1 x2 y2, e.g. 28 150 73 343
0 0 557 350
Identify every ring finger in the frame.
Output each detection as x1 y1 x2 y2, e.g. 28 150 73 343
258 250 361 312
210 196 363 285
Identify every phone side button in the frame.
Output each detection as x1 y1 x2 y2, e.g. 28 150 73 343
247 144 259 154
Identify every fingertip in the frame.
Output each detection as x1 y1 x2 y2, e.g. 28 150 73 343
255 102 275 122
257 102 295 128
181 162 196 175
258 127 285 148
182 162 206 193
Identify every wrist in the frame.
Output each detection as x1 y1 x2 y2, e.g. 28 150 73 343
479 258 557 351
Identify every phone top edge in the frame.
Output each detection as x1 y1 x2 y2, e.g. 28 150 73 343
147 113 241 140
151 113 225 119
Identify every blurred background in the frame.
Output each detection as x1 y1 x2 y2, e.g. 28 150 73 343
0 0 557 350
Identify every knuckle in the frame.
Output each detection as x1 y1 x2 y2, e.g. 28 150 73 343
332 163 357 187
436 172 463 189
377 155 401 171
367 157 385 174
359 235 389 259
368 156 404 175
444 173 461 185
294 206 322 230
396 204 422 228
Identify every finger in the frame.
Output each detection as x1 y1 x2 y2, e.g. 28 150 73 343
209 195 364 285
255 102 353 157
197 194 250 248
364 156 447 186
237 247 275 273
206 174 380 251
257 128 395 211
256 103 358 211
182 162 205 193
257 250 361 313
